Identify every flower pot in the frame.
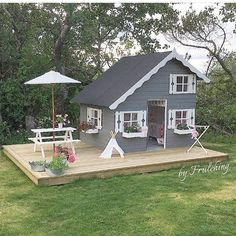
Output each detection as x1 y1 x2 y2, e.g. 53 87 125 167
58 123 63 129
85 128 99 134
174 128 193 135
29 162 45 172
122 132 147 138
45 168 65 177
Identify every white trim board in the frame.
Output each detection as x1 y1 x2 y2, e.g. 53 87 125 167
109 49 210 110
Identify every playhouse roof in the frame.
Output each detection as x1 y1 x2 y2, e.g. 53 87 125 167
72 49 209 110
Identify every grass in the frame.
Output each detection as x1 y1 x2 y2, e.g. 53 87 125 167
0 141 235 236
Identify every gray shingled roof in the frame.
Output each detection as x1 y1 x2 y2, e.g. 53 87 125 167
72 51 172 107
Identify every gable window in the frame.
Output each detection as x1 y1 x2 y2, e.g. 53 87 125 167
87 107 102 129
176 75 188 92
169 74 196 94
168 109 195 129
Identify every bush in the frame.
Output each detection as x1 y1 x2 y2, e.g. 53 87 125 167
0 122 11 147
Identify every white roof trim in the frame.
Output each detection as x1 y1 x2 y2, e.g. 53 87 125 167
109 49 210 110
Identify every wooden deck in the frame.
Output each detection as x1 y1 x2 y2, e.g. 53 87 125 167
3 143 228 186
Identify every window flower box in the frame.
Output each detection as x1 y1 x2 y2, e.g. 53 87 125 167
79 121 99 134
122 131 147 138
174 128 193 135
85 128 99 134
174 124 194 135
122 126 148 138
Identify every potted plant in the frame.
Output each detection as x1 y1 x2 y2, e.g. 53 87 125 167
45 156 68 176
78 121 98 134
56 114 70 129
29 160 46 172
174 123 194 135
122 124 147 138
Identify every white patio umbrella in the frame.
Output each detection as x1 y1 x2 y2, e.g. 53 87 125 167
25 70 81 149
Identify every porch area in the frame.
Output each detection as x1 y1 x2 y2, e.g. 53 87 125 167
3 142 228 186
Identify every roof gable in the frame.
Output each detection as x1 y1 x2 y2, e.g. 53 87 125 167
72 49 209 109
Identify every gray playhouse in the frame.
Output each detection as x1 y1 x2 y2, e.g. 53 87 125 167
72 49 210 153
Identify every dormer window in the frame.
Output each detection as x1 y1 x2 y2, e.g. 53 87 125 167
169 74 196 94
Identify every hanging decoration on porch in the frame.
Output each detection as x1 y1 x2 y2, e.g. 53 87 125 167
100 131 124 159
187 125 210 155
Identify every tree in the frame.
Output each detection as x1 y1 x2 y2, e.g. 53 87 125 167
166 7 235 79
0 3 176 134
221 3 236 33
197 52 236 135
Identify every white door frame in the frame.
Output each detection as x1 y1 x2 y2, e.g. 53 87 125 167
147 99 167 149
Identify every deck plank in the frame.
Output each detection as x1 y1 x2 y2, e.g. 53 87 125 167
2 143 228 186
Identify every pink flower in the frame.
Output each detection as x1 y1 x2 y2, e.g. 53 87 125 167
68 154 76 163
191 129 199 139
67 149 73 155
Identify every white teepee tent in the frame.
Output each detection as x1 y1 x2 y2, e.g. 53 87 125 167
100 131 124 159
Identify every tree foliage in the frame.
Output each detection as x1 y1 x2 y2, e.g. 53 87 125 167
0 3 175 137
197 53 236 135
166 6 235 79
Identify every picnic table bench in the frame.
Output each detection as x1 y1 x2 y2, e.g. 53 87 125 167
29 127 80 158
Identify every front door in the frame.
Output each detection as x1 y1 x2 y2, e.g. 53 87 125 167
147 100 166 150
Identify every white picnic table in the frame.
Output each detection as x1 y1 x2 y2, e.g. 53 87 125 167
29 127 80 158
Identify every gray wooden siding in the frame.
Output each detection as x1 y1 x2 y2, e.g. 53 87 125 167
80 104 115 149
116 59 195 150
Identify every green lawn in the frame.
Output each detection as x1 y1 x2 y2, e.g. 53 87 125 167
0 142 235 236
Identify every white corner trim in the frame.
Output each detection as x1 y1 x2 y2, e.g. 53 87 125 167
109 49 210 110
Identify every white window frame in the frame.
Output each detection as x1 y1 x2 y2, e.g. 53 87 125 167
169 74 196 94
87 107 102 129
115 110 147 133
168 109 195 129
123 112 139 128
175 110 189 126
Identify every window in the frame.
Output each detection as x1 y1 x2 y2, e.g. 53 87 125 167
87 107 102 129
115 110 147 133
168 109 195 129
169 74 196 94
176 75 188 92
123 112 138 128
175 110 188 125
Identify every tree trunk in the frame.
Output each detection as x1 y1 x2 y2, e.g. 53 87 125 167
25 115 36 132
54 11 72 114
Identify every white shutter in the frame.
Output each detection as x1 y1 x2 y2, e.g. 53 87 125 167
115 111 120 133
188 74 196 93
192 75 196 93
137 110 147 127
169 74 175 94
120 112 124 132
142 110 147 127
168 109 175 129
189 109 195 126
87 107 92 123
97 109 102 129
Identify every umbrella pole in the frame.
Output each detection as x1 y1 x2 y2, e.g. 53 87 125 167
52 84 56 152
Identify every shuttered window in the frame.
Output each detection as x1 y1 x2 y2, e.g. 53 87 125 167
168 109 195 129
169 74 196 94
87 107 102 129
115 110 147 133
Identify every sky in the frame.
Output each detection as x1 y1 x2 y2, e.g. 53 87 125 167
165 3 236 73
0 0 234 73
